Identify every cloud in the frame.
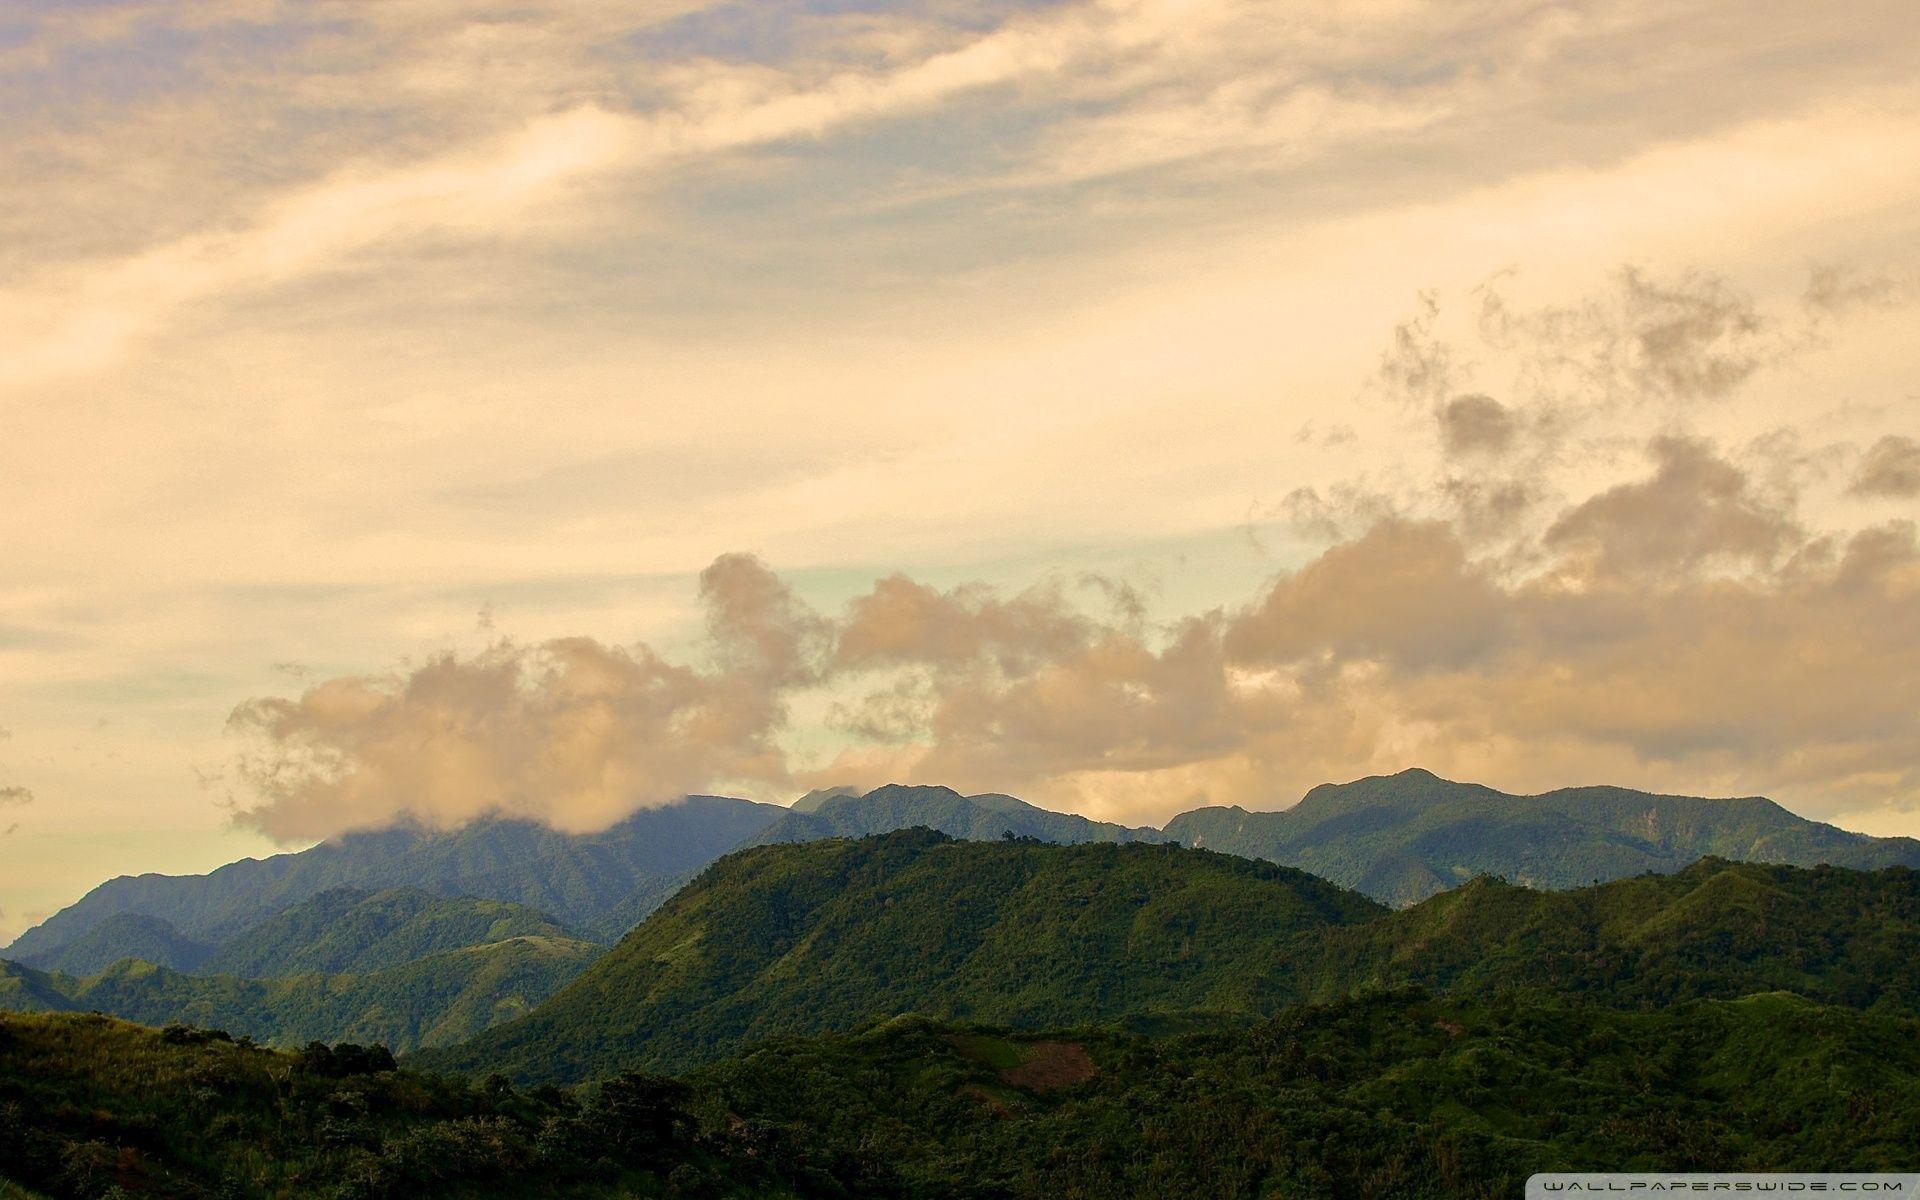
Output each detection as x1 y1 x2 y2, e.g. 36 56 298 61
0 785 31 808
1436 393 1515 458
218 256 1920 835
1850 435 1920 498
227 553 817 841
1542 436 1798 581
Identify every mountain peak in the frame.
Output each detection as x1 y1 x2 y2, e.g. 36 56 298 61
791 786 862 814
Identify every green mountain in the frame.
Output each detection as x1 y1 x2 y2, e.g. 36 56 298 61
7 989 1920 1199
413 829 1383 1081
11 932 602 1053
12 912 212 976
1164 767 1920 905
200 885 581 978
0 961 74 1014
4 793 784 960
750 782 1169 847
1302 857 1920 1010
420 833 1920 1084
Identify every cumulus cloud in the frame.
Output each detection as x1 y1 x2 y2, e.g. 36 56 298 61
1850 435 1920 498
223 262 1920 835
0 786 31 808
227 554 818 841
1542 436 1798 581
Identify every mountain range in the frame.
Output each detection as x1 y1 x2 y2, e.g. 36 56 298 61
7 768 1920 1060
3 792 784 961
413 829 1920 1082
12 770 1915 969
1165 768 1920 904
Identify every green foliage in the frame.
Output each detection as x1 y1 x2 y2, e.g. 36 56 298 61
419 834 1920 1084
13 912 213 975
0 934 604 1053
692 989 1920 1197
202 887 585 978
1303 858 1920 1010
413 830 1387 1081
1165 768 1920 905
7 991 1918 1199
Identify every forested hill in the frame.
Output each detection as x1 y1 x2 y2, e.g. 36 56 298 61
8 990 1920 1199
416 833 1920 1084
17 770 1916 970
411 829 1383 1081
197 886 580 978
1164 767 1920 905
0 932 602 1053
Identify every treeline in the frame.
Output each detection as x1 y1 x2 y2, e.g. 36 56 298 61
6 986 1919 1199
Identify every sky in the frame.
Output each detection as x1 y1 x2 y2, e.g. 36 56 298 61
1 0 1917 943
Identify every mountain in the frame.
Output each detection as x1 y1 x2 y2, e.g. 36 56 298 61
421 833 1920 1084
8 990 1920 1199
12 912 212 976
4 794 785 959
789 784 859 812
412 828 1383 1081
0 961 73 1014
1301 856 1920 1010
750 782 1170 847
199 886 582 978
1164 767 1920 905
14 932 603 1053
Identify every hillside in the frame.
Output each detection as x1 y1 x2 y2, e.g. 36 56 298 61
423 834 1920 1084
200 885 581 977
15 932 604 1052
1302 857 1920 1009
0 961 73 1014
6 991 1920 1199
4 793 784 959
749 782 1169 847
413 829 1383 1081
11 912 212 976
1165 767 1920 904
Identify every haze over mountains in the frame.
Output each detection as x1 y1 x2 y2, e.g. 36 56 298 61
3 793 784 960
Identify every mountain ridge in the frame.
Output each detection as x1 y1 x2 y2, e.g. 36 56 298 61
412 829 1920 1084
4 794 785 959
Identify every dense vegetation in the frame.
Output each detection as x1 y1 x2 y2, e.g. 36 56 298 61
417 832 1920 1083
1 933 602 1052
7 989 1918 1199
198 887 583 978
17 770 1916 975
414 830 1383 1081
1304 858 1920 1010
750 783 1167 848
2 794 784 958
1167 768 1920 904
7 912 214 976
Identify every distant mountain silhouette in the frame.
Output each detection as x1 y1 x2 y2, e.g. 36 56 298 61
11 912 213 976
3 794 784 961
1164 768 1920 904
750 783 1168 847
